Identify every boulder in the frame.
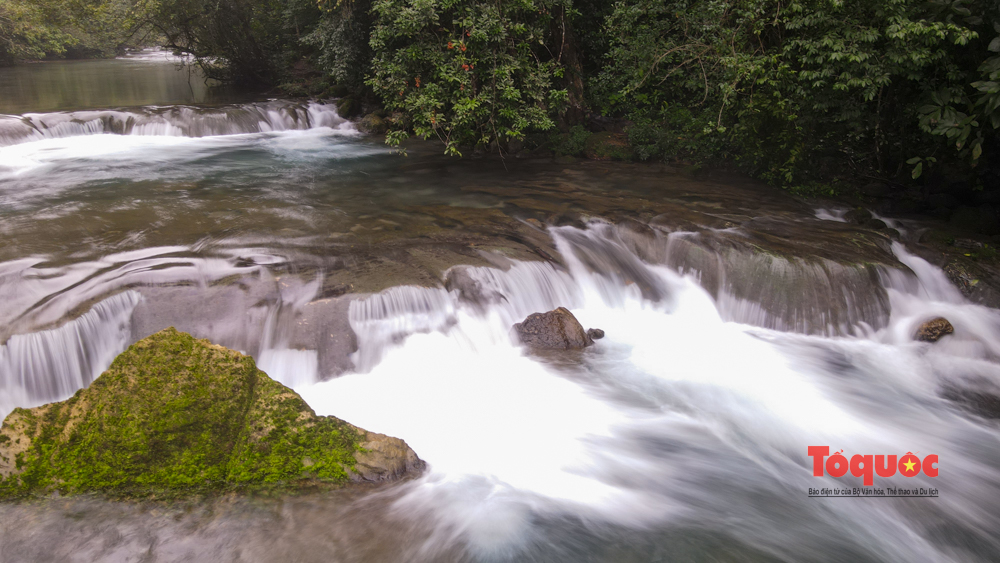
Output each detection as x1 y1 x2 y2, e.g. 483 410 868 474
915 317 954 342
845 207 873 225
586 328 605 340
336 97 362 119
513 307 600 350
0 328 423 499
358 113 387 135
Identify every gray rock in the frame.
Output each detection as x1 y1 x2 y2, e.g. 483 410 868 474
514 307 594 350
586 328 605 340
348 425 427 482
445 267 506 311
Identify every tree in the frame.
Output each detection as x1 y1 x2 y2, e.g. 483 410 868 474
366 0 574 155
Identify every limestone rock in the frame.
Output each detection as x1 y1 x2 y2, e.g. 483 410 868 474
349 426 426 482
513 307 597 350
915 317 954 342
0 328 423 499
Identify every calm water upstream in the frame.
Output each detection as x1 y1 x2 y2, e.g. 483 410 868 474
1 56 999 563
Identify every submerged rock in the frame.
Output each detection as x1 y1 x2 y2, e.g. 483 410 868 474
915 317 955 342
0 328 423 499
587 328 605 340
513 307 600 350
941 386 1000 420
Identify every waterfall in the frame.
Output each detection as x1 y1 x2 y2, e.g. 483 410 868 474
0 101 352 147
2 220 999 561
0 291 140 419
298 226 1000 562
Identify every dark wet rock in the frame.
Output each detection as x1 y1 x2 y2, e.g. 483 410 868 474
845 207 872 225
915 317 955 342
584 132 634 161
358 114 387 134
954 238 985 250
951 205 1000 235
514 307 594 350
863 218 888 230
586 328 605 340
547 212 588 229
944 261 978 297
941 387 1000 420
0 328 423 499
336 98 362 119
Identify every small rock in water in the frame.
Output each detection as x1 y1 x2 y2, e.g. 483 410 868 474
586 328 605 340
915 317 954 342
514 307 594 350
845 207 873 225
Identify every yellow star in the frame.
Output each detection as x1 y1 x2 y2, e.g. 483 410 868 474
903 459 917 474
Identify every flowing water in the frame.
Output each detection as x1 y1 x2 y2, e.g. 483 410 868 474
1 56 999 563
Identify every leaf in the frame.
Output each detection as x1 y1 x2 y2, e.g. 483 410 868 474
991 37 1000 53
972 141 983 161
906 156 922 165
912 161 923 179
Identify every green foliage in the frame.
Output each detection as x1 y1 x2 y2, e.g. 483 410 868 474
595 0 1000 188
129 0 320 85
303 0 375 92
0 328 361 499
549 124 591 156
0 0 137 64
366 0 572 155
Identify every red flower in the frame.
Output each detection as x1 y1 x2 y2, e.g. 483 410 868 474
447 41 453 49
460 44 467 52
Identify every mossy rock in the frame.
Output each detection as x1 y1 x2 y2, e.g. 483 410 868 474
358 113 387 135
584 132 634 161
0 328 423 500
336 97 362 119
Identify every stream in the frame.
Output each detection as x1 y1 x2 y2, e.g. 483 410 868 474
1 52 999 563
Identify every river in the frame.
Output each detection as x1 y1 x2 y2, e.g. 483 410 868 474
1 53 998 563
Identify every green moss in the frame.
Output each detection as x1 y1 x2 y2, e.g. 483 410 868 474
0 328 362 500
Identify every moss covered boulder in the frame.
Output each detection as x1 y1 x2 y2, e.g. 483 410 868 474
0 328 423 499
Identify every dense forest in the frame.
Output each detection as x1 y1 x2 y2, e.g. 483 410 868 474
3 0 999 201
